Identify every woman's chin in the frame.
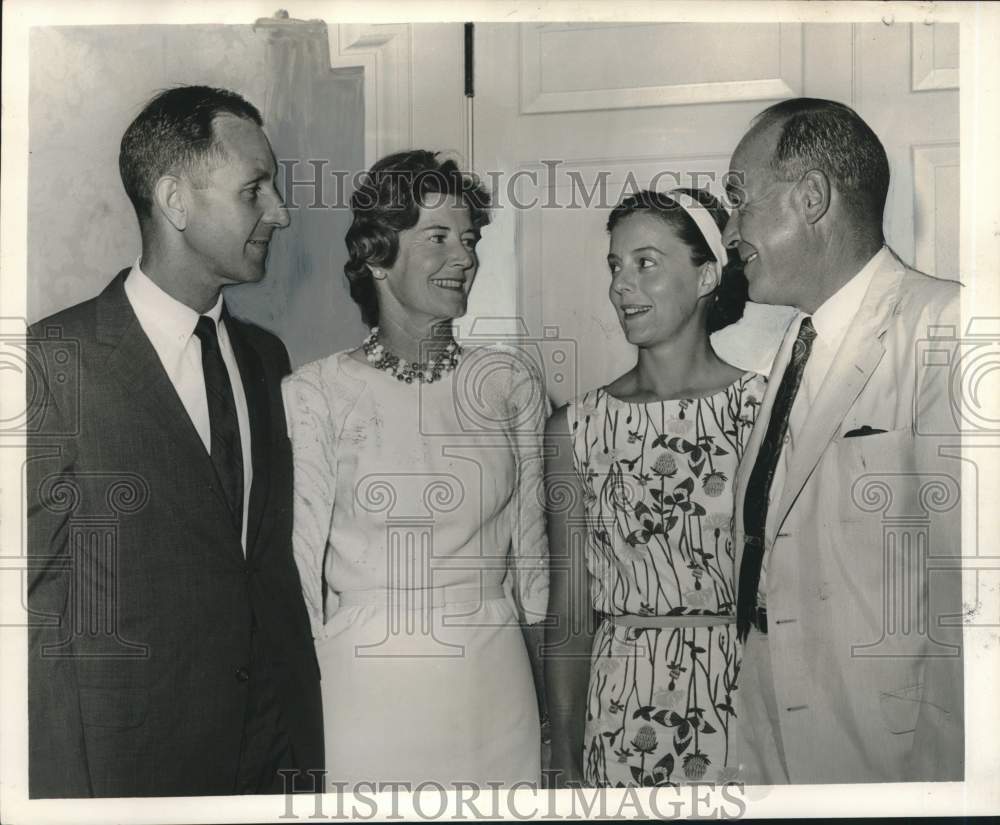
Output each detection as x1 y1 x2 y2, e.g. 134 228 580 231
621 325 653 347
436 294 468 320
437 309 465 323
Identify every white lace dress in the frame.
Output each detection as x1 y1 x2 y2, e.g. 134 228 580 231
281 346 549 787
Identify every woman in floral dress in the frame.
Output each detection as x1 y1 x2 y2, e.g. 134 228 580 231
545 189 766 787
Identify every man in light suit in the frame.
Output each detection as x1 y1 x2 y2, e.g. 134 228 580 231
27 86 323 797
722 98 963 783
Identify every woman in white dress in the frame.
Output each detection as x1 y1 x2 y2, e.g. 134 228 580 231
281 150 548 787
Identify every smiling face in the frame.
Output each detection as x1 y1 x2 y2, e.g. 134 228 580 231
607 211 709 347
378 195 480 327
181 114 289 292
722 122 806 307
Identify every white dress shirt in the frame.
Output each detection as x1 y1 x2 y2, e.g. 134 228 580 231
124 260 253 552
710 301 800 375
758 246 887 602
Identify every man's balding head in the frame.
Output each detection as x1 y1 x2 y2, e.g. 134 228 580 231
722 98 890 311
749 97 890 227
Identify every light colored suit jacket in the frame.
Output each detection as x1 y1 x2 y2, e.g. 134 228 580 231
734 249 964 783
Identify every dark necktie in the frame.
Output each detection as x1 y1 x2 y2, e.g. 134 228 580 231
736 316 817 641
194 316 244 533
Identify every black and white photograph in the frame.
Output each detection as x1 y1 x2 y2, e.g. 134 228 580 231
1 0 998 822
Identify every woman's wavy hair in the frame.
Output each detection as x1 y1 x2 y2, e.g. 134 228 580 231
606 188 748 334
344 150 492 327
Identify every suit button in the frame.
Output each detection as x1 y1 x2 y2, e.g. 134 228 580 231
235 666 250 682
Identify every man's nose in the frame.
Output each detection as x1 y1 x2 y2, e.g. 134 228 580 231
721 212 740 249
264 190 291 229
269 203 291 230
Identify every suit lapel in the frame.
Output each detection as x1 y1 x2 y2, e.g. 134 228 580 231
96 272 243 559
225 315 271 560
771 253 904 534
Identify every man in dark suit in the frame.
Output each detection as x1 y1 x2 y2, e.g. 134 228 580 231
27 85 323 797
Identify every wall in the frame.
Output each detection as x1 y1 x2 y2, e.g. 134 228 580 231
28 21 365 368
488 22 960 399
359 21 960 401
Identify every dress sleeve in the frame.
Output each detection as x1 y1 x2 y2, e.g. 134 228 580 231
281 362 338 639
502 348 551 624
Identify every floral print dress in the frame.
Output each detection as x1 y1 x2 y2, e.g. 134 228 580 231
567 373 765 787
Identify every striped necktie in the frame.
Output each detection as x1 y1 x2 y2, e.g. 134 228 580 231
736 316 817 640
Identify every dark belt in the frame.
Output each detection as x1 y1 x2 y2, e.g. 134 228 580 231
753 607 768 634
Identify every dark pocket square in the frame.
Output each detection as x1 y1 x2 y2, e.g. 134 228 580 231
843 425 888 438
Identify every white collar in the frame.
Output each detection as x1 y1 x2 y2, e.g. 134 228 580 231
809 245 887 349
125 257 224 345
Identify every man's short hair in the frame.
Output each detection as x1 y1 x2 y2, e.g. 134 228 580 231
119 85 262 220
752 97 890 223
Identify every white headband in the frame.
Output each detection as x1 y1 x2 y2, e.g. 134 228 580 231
667 190 729 273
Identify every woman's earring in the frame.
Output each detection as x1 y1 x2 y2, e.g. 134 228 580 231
371 266 387 281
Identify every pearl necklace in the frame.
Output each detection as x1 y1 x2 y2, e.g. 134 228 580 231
362 327 462 384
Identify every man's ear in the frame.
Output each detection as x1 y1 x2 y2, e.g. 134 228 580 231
797 169 830 225
152 175 187 231
698 260 721 299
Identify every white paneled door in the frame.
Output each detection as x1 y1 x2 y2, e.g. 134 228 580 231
460 21 960 404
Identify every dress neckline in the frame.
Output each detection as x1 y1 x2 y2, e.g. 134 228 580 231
600 370 758 406
335 348 452 386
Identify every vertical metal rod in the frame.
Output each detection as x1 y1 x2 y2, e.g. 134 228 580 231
464 22 475 97
464 22 475 169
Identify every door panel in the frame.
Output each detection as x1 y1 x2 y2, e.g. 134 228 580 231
519 23 803 113
466 21 958 404
472 23 846 402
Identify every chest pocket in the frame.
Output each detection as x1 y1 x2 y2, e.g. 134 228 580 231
879 682 924 734
830 427 916 523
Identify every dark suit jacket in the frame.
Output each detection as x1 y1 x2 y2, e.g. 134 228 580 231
27 271 323 798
